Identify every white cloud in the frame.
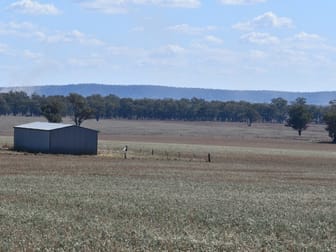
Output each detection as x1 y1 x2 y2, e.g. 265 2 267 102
70 30 105 46
158 0 200 8
152 44 187 56
68 56 105 67
0 21 105 47
132 26 145 32
166 44 186 54
23 49 43 60
0 21 36 37
9 0 60 15
285 32 327 51
294 32 324 41
239 30 335 69
79 0 128 14
204 35 223 44
135 44 188 67
241 32 279 45
0 43 9 54
108 46 134 56
168 24 217 35
79 0 200 14
220 0 266 5
190 43 241 65
233 12 293 31
249 50 267 59
0 22 101 51
34 29 105 46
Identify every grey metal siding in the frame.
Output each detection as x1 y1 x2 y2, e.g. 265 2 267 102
50 126 97 155
14 128 50 153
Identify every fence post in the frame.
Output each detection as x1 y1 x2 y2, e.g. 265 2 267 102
208 153 211 163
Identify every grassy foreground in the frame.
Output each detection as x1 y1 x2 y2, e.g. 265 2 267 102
0 141 336 251
0 117 336 250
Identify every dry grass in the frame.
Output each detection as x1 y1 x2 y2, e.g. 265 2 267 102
0 116 336 250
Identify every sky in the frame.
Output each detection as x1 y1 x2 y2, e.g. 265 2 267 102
0 0 336 92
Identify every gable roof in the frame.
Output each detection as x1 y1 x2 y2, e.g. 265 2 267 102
14 122 73 131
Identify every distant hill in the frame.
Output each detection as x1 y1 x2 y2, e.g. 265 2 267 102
1 83 336 105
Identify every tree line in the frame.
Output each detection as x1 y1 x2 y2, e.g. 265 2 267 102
0 91 324 122
1 91 336 142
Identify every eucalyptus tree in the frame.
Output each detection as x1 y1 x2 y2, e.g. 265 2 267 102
67 93 92 126
286 97 312 136
323 101 336 143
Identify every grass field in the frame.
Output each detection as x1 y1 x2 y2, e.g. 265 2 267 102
0 116 336 251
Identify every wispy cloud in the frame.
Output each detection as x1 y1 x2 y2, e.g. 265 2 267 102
220 0 266 5
286 32 328 52
0 21 36 37
204 35 223 44
79 0 200 14
241 32 279 45
167 24 217 35
107 46 143 56
9 0 60 15
68 55 105 67
233 12 293 31
23 49 43 61
294 32 324 42
36 29 105 46
240 30 335 69
151 44 187 56
249 50 268 60
0 43 9 54
0 22 104 47
79 0 127 14
131 26 145 32
159 0 200 8
136 44 188 67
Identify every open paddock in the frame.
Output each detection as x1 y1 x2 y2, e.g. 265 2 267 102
0 116 336 250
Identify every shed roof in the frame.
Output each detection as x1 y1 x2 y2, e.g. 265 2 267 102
14 122 73 131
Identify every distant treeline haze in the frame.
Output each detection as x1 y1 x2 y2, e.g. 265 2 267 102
0 91 327 124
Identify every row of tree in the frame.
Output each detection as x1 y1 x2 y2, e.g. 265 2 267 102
0 91 324 122
1 91 336 142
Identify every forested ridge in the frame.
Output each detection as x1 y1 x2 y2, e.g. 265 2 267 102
0 91 327 124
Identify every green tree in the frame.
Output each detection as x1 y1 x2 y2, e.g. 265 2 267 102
245 106 260 126
40 96 65 123
5 91 30 116
323 101 336 143
67 93 92 126
104 94 120 119
0 94 9 115
286 97 312 136
271 97 288 123
119 98 134 119
253 103 274 123
28 93 43 116
87 94 105 121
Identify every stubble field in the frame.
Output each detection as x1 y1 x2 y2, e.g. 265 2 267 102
0 116 336 251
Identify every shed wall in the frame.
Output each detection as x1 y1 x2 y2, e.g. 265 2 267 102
50 126 97 155
14 128 50 153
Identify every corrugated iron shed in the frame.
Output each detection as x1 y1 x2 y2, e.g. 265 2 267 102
14 122 98 155
15 122 73 131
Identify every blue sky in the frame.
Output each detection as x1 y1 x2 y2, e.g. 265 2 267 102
0 0 335 91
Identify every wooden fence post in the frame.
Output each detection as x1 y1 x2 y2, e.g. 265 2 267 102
208 153 211 163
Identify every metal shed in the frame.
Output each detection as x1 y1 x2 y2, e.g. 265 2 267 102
14 122 98 155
